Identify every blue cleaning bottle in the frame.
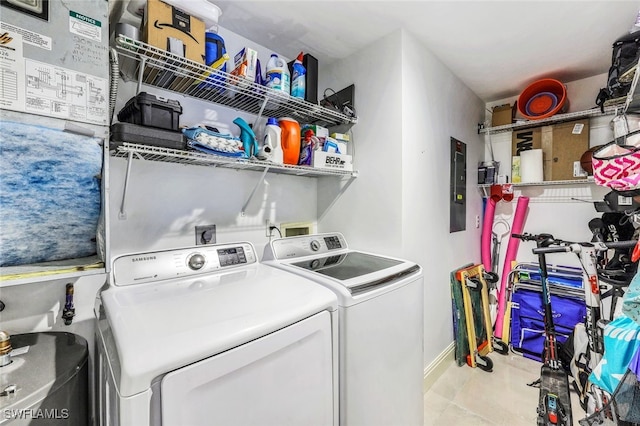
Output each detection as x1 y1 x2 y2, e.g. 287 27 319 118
291 52 306 99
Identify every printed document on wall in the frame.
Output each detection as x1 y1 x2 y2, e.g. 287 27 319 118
0 30 26 111
0 27 108 125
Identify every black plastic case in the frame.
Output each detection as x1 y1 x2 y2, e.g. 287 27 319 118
110 123 187 151
117 92 183 131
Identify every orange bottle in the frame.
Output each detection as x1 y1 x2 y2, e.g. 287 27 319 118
278 117 300 165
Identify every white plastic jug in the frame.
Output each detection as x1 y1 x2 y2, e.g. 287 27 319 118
257 118 283 164
265 54 290 96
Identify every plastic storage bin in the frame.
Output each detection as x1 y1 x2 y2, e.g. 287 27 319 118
110 123 187 150
117 92 183 131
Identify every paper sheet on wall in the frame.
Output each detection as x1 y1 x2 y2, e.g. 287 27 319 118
0 27 108 125
24 58 108 125
0 21 52 50
0 30 26 111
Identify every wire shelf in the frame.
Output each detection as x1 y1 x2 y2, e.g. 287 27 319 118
111 142 357 178
478 178 603 203
479 105 620 135
115 35 357 129
478 178 595 189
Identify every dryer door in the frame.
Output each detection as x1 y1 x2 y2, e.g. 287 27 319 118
160 310 335 425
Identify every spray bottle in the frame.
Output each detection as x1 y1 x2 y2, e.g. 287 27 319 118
233 117 259 158
291 52 306 99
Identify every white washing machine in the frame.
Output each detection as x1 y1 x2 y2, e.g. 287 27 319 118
262 233 424 426
95 242 338 426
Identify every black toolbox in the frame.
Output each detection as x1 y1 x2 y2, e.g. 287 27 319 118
110 123 187 151
117 92 182 131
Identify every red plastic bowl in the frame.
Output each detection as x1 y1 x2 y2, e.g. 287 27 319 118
517 78 567 120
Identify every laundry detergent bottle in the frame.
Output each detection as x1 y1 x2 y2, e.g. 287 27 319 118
265 54 290 96
291 52 306 99
258 118 283 163
278 117 300 165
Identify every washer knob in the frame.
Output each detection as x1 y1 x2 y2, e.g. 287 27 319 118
188 253 205 270
310 240 321 252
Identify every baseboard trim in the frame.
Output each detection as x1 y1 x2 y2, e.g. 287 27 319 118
423 342 455 393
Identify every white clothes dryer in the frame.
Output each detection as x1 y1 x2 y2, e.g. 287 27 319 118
262 233 424 426
95 242 338 426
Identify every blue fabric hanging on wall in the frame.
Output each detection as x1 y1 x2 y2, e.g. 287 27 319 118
0 120 102 266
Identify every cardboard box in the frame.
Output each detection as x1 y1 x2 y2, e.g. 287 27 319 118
312 151 353 172
230 47 258 87
302 124 329 140
541 119 589 181
511 119 589 181
512 127 542 156
330 132 349 142
143 0 205 64
492 104 513 127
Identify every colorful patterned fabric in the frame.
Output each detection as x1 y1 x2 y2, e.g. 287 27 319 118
623 272 640 323
589 314 640 394
592 142 640 194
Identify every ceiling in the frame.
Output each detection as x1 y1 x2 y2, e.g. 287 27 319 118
214 1 640 103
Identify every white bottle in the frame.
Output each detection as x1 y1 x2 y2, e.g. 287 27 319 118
259 117 283 164
265 54 290 96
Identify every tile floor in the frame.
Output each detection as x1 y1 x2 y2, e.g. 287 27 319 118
424 353 584 425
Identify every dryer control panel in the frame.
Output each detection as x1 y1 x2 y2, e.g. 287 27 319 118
113 242 257 286
267 233 348 260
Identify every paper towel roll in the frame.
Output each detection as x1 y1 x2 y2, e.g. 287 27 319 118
520 149 543 183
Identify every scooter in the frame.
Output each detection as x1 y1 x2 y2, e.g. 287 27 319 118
514 233 638 425
513 233 572 426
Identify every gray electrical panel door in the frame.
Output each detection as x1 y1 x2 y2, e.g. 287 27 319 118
450 138 466 232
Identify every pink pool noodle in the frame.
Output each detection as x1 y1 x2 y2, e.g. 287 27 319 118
481 199 497 272
494 196 529 339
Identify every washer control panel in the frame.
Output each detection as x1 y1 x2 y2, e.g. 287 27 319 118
217 246 248 267
113 242 257 286
268 233 348 260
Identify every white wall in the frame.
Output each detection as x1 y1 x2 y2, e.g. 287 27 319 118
318 29 486 368
317 30 404 256
400 31 485 365
0 276 104 343
108 149 317 258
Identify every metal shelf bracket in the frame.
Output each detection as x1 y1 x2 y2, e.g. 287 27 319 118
241 167 270 216
119 150 135 220
136 56 147 95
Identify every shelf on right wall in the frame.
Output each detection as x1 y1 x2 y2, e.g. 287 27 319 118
479 105 621 135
